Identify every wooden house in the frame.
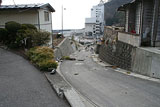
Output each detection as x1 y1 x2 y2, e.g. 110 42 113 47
118 0 160 47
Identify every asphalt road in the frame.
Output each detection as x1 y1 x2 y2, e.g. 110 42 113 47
0 48 69 107
60 47 160 107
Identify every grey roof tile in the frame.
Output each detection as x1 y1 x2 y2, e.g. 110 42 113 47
0 3 55 12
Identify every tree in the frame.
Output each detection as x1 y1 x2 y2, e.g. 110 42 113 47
1 21 50 49
0 28 8 43
4 21 22 48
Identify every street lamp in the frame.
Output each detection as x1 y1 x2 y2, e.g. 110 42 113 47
62 5 63 36
61 5 66 36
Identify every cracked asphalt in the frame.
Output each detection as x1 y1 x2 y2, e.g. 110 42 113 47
60 47 160 107
0 48 69 107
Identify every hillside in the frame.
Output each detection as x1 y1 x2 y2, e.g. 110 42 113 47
104 0 132 26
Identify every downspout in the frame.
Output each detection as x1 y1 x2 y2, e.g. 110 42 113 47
37 9 40 30
140 0 144 46
125 10 126 32
51 12 53 48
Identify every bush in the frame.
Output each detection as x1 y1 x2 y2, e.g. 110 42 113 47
4 21 22 48
21 24 37 31
0 28 8 42
31 30 50 47
27 46 58 71
62 56 71 60
17 29 37 48
62 56 76 60
18 29 50 48
37 60 58 71
27 46 54 62
1 21 50 49
5 21 21 33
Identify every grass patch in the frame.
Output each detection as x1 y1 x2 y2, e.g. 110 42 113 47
27 46 58 71
62 56 76 60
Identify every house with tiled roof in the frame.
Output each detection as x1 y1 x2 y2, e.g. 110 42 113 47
0 3 55 46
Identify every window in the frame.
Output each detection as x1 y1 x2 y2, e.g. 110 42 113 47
44 11 49 21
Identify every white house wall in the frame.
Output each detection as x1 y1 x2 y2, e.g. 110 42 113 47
38 8 53 46
0 10 39 28
38 8 52 33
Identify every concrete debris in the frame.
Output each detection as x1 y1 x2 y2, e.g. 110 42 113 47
77 59 85 61
74 73 79 75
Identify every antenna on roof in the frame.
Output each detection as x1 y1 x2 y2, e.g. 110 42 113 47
99 0 106 5
12 0 16 6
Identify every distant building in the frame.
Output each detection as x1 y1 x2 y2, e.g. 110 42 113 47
118 0 160 47
0 3 55 45
53 29 85 37
85 18 96 37
85 0 105 38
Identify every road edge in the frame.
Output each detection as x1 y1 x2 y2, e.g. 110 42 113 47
92 54 160 83
44 62 95 107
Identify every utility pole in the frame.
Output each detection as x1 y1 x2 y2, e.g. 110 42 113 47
62 5 63 36
61 5 66 36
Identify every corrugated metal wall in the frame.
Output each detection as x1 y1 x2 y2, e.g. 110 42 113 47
142 1 153 38
125 6 136 33
135 2 141 34
128 5 136 32
156 3 160 41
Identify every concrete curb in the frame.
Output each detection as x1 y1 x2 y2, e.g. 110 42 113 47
57 62 97 107
44 73 85 107
44 73 64 98
92 53 160 83
44 62 93 107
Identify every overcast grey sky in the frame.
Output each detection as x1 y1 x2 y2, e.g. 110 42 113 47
2 0 108 30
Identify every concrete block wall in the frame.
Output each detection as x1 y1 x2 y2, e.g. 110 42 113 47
99 41 134 70
100 26 160 79
132 47 160 79
54 38 75 60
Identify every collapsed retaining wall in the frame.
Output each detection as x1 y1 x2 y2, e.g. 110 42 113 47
54 38 75 60
99 41 134 70
99 26 134 70
99 26 160 79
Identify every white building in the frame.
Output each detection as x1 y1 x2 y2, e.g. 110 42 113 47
85 17 96 37
85 0 105 38
0 3 55 45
